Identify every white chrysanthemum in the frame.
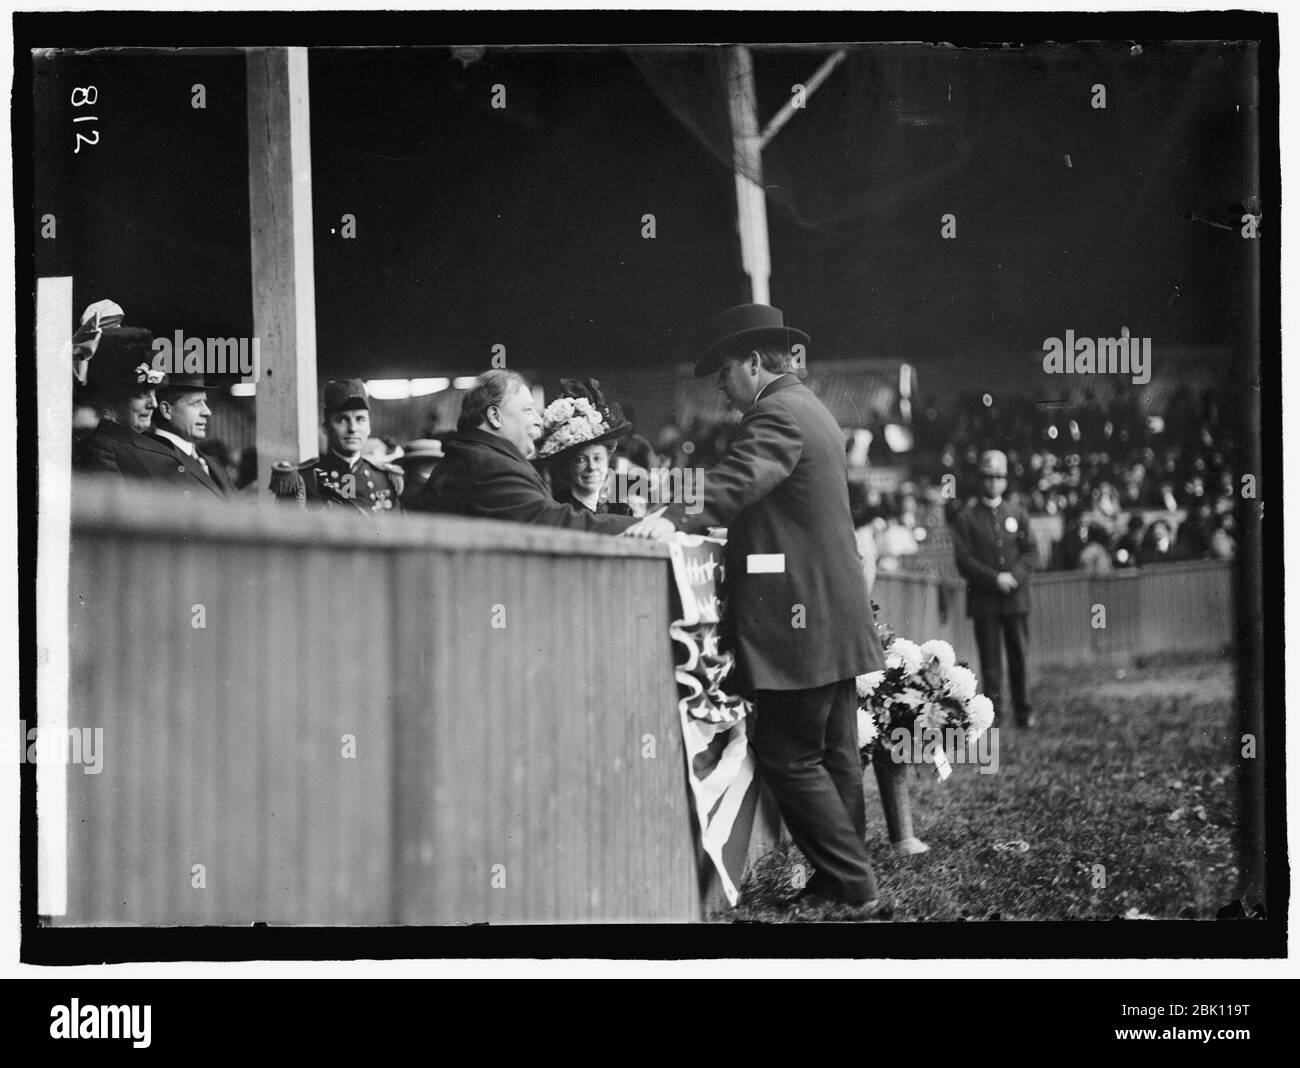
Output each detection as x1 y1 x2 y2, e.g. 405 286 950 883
921 639 956 672
919 702 948 729
944 664 978 703
886 638 923 674
856 706 878 748
855 670 885 699
967 693 995 737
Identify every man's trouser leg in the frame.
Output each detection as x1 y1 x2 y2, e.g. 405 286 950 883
973 614 1006 719
750 682 878 903
822 678 868 842
1003 613 1032 721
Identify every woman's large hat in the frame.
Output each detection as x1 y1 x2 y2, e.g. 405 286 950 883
694 303 810 377
534 378 632 465
83 327 166 401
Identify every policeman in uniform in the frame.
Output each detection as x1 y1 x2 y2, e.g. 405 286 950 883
271 379 403 516
951 449 1039 728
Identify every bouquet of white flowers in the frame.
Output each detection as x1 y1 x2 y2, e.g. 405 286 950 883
855 636 996 780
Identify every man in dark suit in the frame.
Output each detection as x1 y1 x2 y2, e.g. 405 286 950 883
951 449 1038 728
419 369 639 533
132 372 233 499
648 303 885 913
74 327 166 478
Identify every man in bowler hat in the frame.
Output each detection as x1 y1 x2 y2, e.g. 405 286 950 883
130 369 233 498
951 449 1038 728
639 303 885 914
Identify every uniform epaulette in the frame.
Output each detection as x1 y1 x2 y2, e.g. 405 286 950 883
269 459 307 502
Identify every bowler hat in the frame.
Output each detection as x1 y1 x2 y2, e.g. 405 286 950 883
694 303 809 378
324 378 370 416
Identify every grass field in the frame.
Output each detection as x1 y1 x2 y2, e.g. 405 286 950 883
725 657 1243 922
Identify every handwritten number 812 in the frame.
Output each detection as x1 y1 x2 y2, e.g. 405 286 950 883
71 86 99 153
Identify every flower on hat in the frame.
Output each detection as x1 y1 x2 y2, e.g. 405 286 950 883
133 363 166 385
536 394 616 459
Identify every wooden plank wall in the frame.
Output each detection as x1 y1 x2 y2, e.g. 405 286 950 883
873 561 1233 668
61 480 698 924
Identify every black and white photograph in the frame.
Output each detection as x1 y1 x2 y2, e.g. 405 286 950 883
8 6 1287 987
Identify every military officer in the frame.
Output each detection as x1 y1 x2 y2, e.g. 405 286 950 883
272 379 403 516
950 449 1039 728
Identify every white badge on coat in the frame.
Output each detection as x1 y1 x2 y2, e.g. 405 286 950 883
747 553 786 574
1005 516 1019 534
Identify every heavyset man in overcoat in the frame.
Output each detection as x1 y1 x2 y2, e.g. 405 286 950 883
653 303 885 912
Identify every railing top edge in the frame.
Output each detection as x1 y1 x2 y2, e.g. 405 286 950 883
68 476 671 560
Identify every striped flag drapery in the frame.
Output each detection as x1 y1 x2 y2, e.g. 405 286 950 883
668 534 759 907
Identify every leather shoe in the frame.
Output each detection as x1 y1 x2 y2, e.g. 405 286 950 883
792 889 883 921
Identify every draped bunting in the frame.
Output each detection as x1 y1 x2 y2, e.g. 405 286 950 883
668 534 758 906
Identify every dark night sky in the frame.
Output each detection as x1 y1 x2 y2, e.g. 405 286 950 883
34 42 1258 396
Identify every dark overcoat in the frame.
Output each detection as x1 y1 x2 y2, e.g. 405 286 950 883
662 376 884 693
419 427 636 534
131 430 233 498
73 420 154 478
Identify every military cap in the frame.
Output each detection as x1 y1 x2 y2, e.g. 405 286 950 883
323 379 370 416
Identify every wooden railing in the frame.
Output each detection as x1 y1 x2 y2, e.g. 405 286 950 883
60 479 697 924
54 479 1233 925
873 560 1233 667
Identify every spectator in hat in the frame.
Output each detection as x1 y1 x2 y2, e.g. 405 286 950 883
639 302 884 914
271 379 404 515
533 378 634 517
395 438 445 510
131 370 233 498
1176 496 1215 559
1077 522 1115 576
419 370 638 533
1137 518 1186 566
362 436 404 466
73 327 166 477
951 448 1039 729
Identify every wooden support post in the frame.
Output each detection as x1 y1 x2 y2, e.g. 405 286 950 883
247 47 320 495
36 275 72 917
725 46 771 306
